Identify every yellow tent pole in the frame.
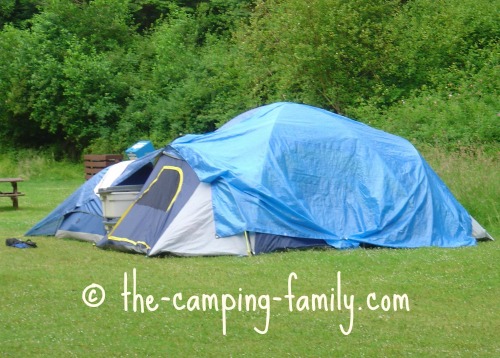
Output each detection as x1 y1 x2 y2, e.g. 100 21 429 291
244 231 253 256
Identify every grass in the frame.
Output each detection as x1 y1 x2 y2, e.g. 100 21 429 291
0 148 498 357
419 145 499 231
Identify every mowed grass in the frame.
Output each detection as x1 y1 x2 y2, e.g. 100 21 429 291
0 148 498 357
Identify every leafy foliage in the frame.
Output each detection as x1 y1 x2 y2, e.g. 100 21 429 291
0 0 498 158
232 0 403 112
0 0 40 28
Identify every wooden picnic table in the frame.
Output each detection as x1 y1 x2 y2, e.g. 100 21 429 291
0 177 25 209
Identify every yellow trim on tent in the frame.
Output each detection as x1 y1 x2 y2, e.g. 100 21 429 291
139 165 184 212
108 235 151 249
244 231 253 256
107 165 184 248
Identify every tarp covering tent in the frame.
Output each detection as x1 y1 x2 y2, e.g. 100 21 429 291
25 151 159 242
97 102 491 256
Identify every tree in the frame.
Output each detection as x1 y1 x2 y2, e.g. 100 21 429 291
0 0 40 29
0 25 54 150
231 0 403 114
388 0 500 95
120 2 255 145
15 0 136 157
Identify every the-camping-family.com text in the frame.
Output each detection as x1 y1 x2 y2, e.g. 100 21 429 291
82 269 411 336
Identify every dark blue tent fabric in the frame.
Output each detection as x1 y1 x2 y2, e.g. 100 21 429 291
96 153 202 254
254 233 330 254
171 102 475 249
25 168 108 237
25 151 161 240
57 209 104 235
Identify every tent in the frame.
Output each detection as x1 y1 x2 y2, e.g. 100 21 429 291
97 151 253 255
25 168 109 242
25 151 159 242
97 102 492 256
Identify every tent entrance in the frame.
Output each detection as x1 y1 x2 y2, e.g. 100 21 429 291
139 166 183 212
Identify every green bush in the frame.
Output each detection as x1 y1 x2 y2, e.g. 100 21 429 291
348 49 499 151
0 0 498 157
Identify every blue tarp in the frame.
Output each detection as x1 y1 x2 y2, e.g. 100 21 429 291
172 102 475 249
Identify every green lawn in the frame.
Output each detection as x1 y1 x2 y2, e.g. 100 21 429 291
0 153 498 357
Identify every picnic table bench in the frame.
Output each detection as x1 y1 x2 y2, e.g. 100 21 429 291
0 178 25 209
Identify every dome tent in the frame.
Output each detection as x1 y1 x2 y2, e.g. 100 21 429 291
25 151 159 242
97 102 490 256
25 168 109 242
